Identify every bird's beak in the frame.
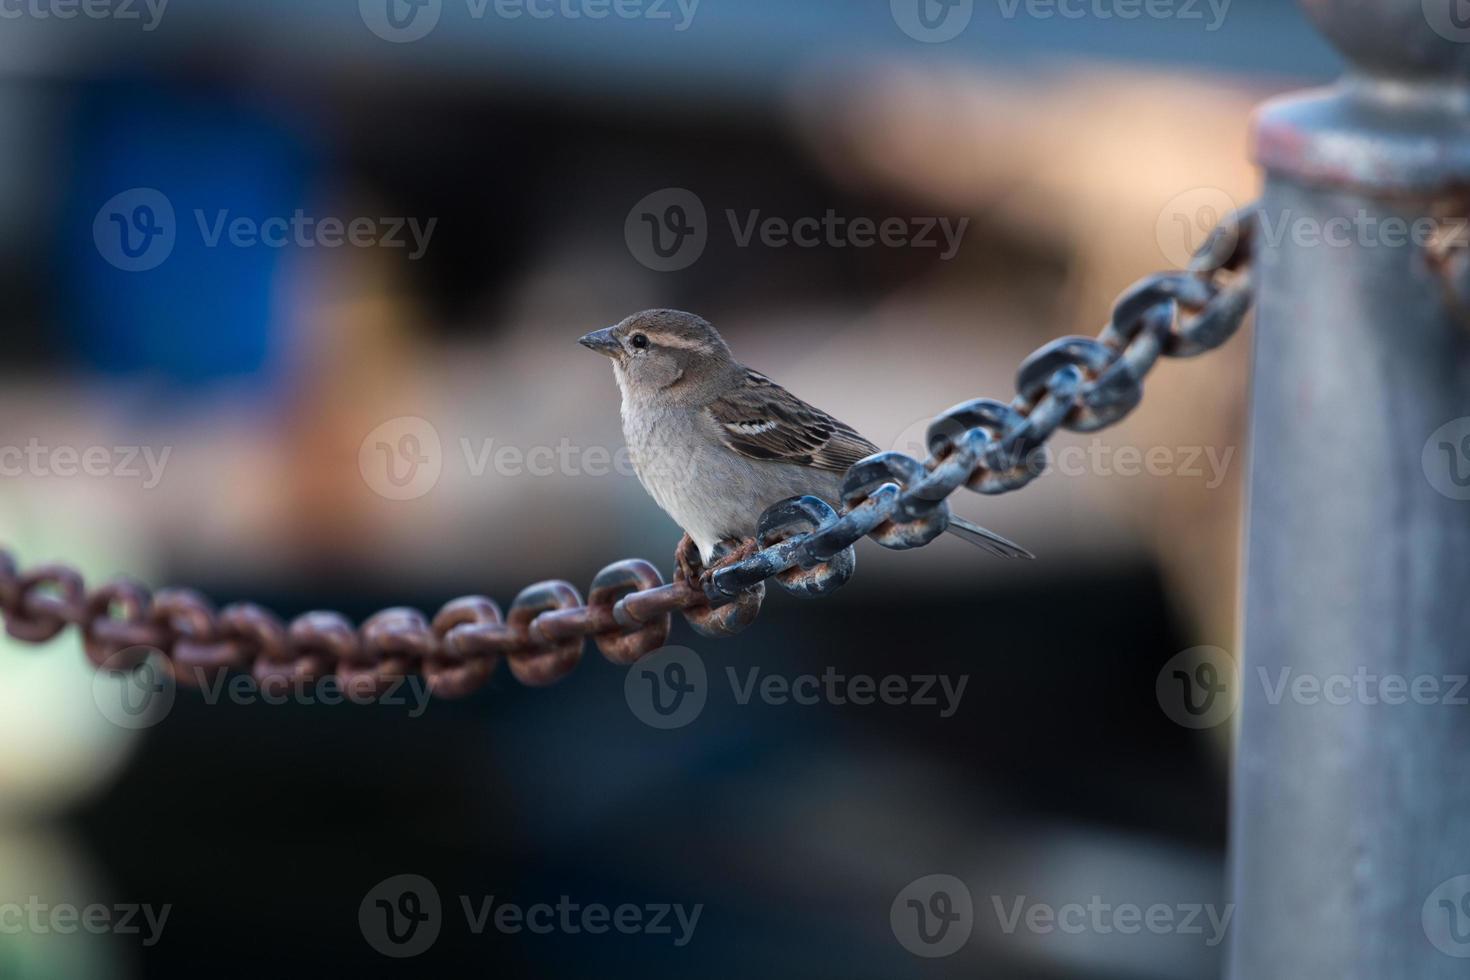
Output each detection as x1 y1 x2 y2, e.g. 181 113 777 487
578 327 621 358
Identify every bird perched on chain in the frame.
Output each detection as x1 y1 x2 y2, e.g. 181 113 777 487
579 309 1033 587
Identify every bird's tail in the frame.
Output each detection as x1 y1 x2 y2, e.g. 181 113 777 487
945 515 1035 560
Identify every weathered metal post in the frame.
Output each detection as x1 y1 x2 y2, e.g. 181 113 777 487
1231 2 1470 976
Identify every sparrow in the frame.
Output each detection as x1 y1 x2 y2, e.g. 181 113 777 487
579 309 1033 584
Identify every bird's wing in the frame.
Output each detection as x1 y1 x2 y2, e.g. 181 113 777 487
705 369 879 472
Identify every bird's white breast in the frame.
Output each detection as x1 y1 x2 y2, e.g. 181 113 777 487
618 387 730 560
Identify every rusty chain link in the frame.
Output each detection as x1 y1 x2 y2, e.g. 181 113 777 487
0 205 1257 701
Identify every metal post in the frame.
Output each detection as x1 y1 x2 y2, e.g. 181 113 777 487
1231 2 1470 976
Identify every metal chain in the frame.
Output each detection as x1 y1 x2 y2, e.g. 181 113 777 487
0 204 1258 700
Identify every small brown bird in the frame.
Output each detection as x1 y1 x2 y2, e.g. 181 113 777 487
579 309 1032 582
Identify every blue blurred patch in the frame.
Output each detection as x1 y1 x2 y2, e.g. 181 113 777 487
61 80 314 388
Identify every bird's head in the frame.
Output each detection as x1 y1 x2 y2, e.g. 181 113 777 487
579 309 734 401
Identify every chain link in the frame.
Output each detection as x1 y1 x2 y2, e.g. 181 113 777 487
0 205 1257 701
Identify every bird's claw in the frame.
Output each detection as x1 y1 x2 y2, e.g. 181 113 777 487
697 537 760 593
674 533 704 589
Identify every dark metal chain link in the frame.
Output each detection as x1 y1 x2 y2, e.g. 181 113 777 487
0 205 1257 701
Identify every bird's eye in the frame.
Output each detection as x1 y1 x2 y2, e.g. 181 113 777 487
630 333 649 350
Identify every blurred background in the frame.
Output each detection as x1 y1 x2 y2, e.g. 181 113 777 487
0 2 1338 977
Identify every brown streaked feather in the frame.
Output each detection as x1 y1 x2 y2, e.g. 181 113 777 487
705 369 879 472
